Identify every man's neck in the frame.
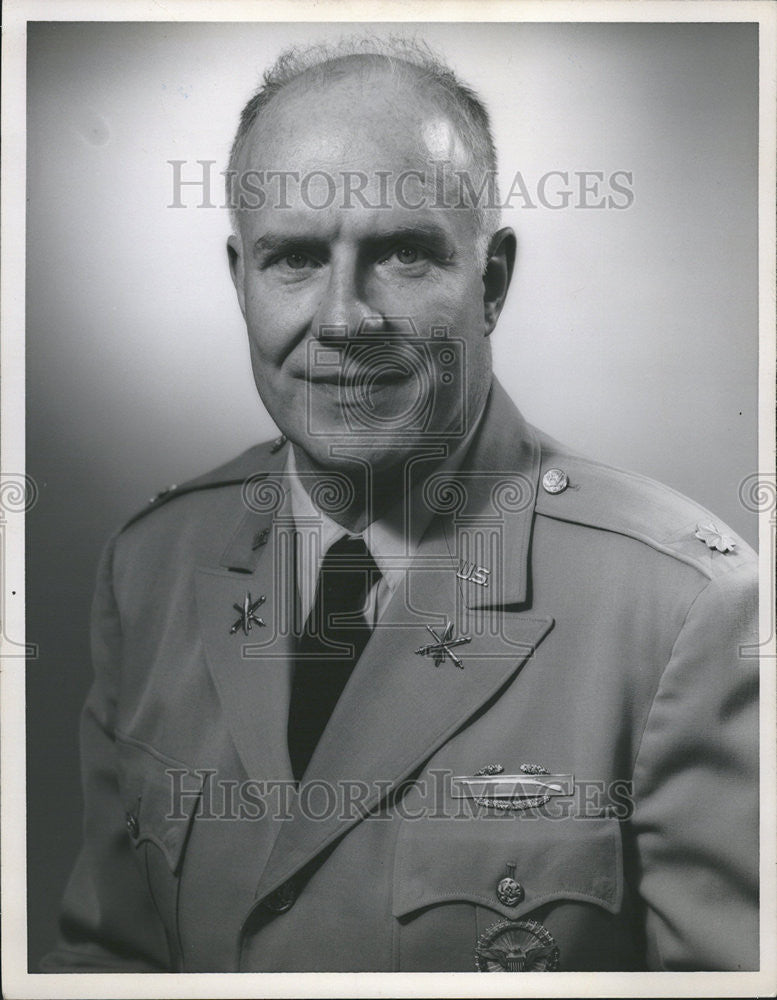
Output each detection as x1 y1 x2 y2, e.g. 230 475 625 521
289 449 423 533
289 395 490 534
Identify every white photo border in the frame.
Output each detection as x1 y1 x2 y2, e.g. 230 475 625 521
2 1 775 997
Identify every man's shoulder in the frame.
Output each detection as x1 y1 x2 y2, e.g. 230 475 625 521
531 428 756 582
119 433 288 535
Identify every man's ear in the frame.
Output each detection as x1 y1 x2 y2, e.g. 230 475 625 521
227 233 247 320
483 227 516 335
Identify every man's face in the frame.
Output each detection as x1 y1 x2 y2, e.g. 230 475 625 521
228 66 497 474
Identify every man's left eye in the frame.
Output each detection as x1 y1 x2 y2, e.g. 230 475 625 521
382 246 428 266
395 246 421 264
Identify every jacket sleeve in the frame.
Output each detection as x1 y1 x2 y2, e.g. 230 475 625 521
630 558 759 970
40 534 171 972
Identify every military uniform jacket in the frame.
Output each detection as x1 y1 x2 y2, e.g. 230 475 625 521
44 380 759 973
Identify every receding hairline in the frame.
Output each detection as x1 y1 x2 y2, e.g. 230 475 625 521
272 49 441 86
272 50 467 101
235 53 475 166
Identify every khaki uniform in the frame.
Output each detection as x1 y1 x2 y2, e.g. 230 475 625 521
43 380 758 973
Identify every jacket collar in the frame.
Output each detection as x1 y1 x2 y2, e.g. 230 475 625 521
218 377 541 601
431 378 541 608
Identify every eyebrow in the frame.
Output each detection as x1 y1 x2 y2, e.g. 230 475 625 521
251 234 328 259
366 224 455 256
251 223 456 261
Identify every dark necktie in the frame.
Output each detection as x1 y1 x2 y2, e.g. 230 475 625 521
287 535 379 781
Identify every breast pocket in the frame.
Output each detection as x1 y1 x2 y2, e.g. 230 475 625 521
116 733 205 971
392 815 633 972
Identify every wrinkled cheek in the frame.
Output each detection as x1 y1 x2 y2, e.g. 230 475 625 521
245 340 288 416
243 308 298 375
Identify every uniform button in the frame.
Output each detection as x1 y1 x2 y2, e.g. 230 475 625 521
542 468 569 495
262 879 297 913
125 812 139 839
496 874 524 907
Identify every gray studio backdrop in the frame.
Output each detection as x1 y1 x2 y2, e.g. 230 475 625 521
26 20 758 968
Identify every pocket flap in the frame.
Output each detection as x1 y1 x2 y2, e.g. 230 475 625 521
116 733 204 874
393 817 622 920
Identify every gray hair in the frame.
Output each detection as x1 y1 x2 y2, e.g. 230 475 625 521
226 36 501 270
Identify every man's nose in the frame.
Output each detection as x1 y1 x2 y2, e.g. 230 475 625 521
311 257 377 338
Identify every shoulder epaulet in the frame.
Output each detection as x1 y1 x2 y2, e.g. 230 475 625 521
533 448 754 578
120 434 288 533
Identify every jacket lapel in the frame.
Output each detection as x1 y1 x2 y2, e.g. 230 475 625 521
195 465 299 784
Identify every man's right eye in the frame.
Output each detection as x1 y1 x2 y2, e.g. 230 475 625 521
284 253 312 269
276 252 320 271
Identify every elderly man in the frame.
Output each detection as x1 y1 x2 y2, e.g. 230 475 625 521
43 39 758 974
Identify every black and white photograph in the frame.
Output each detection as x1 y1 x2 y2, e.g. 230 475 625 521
2 1 775 996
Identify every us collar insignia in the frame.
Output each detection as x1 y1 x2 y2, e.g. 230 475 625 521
695 521 736 553
452 763 574 811
456 560 490 586
415 619 471 669
475 918 559 972
230 592 267 635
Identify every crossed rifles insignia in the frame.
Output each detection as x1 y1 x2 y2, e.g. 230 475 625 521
415 619 472 669
230 592 267 635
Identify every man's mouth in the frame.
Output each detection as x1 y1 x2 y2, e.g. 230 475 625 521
306 367 415 387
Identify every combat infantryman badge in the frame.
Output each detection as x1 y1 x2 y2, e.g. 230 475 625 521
230 593 267 635
453 763 574 811
475 918 559 971
415 619 472 669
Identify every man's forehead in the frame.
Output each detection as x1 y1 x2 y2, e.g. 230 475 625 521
237 62 472 176
245 207 465 247
233 150 480 242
